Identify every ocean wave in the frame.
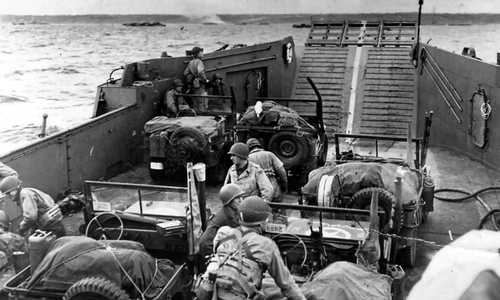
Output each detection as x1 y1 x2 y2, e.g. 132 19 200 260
32 43 54 48
0 125 60 143
37 67 81 74
0 94 27 103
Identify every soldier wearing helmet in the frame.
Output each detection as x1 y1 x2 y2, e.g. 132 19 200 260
247 138 288 202
198 184 245 258
0 162 17 181
184 46 209 112
196 196 305 300
163 78 192 117
0 210 27 272
224 142 273 202
0 176 65 237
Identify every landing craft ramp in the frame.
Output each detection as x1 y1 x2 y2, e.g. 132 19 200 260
291 18 418 138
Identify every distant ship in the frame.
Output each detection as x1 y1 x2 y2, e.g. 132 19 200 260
122 22 166 27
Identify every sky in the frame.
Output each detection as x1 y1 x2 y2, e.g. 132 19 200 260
1 0 500 15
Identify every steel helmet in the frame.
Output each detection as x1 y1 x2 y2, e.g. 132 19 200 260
228 142 249 159
0 210 9 230
246 138 262 150
239 196 271 226
0 176 21 194
219 184 245 206
191 46 203 56
173 78 184 87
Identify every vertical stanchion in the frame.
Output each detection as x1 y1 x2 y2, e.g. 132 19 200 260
193 163 207 230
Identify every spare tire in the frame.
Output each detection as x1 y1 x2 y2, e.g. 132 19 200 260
348 187 395 231
268 131 310 168
170 126 208 150
63 277 130 300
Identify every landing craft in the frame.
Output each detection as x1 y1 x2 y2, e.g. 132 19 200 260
1 2 500 299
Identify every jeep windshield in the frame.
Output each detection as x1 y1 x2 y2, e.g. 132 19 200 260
84 181 189 218
265 203 371 244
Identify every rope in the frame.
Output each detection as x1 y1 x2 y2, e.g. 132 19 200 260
481 102 492 120
106 246 146 300
272 233 308 267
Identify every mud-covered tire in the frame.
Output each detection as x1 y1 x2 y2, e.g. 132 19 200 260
268 131 310 168
63 277 130 300
348 187 395 231
171 127 208 168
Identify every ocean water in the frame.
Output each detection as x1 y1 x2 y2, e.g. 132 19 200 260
0 19 499 155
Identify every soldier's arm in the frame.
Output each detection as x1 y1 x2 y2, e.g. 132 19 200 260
267 242 306 300
271 154 288 192
165 91 178 115
0 162 17 179
224 169 231 184
19 193 38 236
196 60 209 82
256 168 273 202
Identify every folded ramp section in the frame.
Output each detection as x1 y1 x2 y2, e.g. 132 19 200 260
355 47 417 137
291 19 353 137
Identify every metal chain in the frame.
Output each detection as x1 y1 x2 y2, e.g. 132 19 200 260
371 229 446 248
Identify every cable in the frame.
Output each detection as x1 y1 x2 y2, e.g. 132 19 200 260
479 209 500 230
435 187 500 230
106 246 145 300
272 233 308 267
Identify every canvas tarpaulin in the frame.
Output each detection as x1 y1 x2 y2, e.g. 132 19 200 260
238 101 315 130
300 261 392 300
302 162 421 205
144 116 219 136
262 261 391 300
27 236 176 298
408 230 500 300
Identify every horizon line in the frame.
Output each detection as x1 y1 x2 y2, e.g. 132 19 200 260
3 12 500 16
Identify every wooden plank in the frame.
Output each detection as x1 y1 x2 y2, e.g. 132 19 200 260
361 117 412 124
301 56 348 61
300 61 348 67
361 108 414 116
364 73 416 80
304 48 348 53
297 74 346 80
365 64 414 70
296 77 346 84
363 79 416 86
363 99 415 105
362 103 414 110
366 57 412 63
359 128 407 135
299 66 346 73
365 69 415 75
295 90 344 97
363 94 414 100
364 87 415 93
296 82 344 89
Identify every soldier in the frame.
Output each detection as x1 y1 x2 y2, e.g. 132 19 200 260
163 78 192 117
0 176 65 237
0 210 27 270
246 138 288 202
184 46 209 112
199 184 245 258
196 196 305 300
224 143 273 202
